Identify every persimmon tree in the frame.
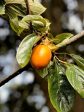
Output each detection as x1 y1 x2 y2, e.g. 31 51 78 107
0 0 84 112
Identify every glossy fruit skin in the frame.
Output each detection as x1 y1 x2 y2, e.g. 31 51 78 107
30 44 52 69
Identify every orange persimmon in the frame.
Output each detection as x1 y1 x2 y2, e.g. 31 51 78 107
30 44 52 69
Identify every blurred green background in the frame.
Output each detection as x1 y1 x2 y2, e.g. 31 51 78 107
0 0 84 112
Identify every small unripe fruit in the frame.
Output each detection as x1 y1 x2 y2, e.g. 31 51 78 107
30 44 52 69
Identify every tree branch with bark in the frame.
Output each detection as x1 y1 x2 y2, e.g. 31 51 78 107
0 30 84 87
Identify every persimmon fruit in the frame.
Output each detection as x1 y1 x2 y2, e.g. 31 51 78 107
30 44 52 69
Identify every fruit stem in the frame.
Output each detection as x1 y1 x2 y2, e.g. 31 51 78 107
51 30 84 51
55 56 67 65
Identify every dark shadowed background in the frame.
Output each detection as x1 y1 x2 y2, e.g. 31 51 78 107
0 0 84 112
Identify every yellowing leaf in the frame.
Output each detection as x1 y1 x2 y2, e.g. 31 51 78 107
29 0 46 15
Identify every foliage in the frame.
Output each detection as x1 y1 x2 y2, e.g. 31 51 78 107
70 54 84 70
48 58 75 112
50 33 73 44
0 0 84 112
66 64 84 98
16 33 41 67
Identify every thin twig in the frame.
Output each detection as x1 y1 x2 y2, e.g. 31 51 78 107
51 30 84 51
25 0 33 33
25 0 31 14
0 65 29 87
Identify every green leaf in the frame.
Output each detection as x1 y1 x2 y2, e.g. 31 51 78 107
48 59 75 112
29 0 46 15
32 21 45 28
5 2 25 36
70 54 84 70
5 0 26 18
66 64 84 98
10 16 19 33
51 33 73 44
0 0 5 15
36 67 48 78
38 18 50 32
19 15 50 32
19 15 46 29
36 61 53 78
5 3 26 34
9 16 23 36
5 0 26 7
16 34 41 68
5 4 26 17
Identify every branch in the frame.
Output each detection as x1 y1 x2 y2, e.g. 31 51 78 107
25 0 31 14
0 30 84 87
0 0 33 87
0 65 30 87
51 30 84 51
